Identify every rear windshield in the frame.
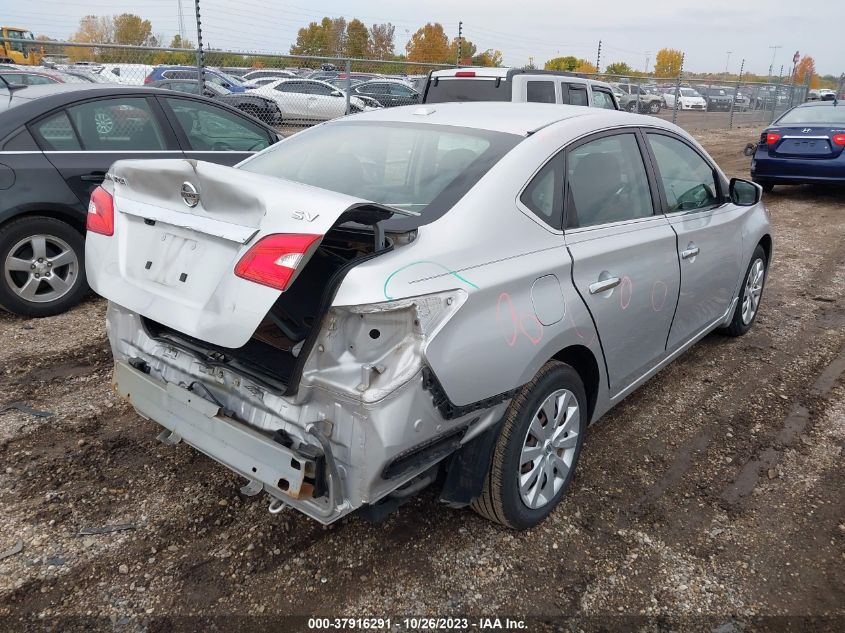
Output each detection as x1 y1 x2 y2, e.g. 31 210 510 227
239 121 521 229
425 78 510 103
776 105 845 125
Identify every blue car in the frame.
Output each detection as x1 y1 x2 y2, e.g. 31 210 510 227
144 66 250 93
751 101 845 191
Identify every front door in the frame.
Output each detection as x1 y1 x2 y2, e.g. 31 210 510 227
564 131 681 394
29 96 179 205
643 131 743 351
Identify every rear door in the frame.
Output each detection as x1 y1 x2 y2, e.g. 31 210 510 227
564 131 680 394
28 95 181 205
643 131 743 350
158 96 274 166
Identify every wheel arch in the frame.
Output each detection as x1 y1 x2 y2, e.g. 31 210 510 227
757 233 773 264
552 344 600 424
0 206 86 235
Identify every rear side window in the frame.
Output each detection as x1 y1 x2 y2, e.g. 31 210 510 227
520 155 563 227
425 78 509 103
2 128 39 151
30 111 81 151
526 80 555 104
164 97 271 152
66 98 167 151
591 89 617 110
646 133 719 212
566 133 653 228
568 86 588 106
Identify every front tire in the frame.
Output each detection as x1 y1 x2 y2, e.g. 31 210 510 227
648 101 661 114
0 216 88 317
472 361 587 529
720 244 767 337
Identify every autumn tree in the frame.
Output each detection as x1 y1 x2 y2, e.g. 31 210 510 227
290 20 331 56
654 48 683 78
345 19 371 58
449 37 477 64
544 56 578 71
794 55 818 88
170 34 194 49
112 14 152 45
405 23 450 64
370 23 395 59
605 61 632 76
473 49 503 67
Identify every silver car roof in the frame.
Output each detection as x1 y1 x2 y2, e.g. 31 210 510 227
334 101 681 136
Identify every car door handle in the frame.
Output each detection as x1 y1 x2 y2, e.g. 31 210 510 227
589 277 621 294
681 246 700 259
80 172 106 182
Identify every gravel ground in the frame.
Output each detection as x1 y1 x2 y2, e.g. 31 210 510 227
0 129 843 632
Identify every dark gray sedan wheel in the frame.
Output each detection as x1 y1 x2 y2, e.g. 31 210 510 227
0 216 88 317
472 361 587 529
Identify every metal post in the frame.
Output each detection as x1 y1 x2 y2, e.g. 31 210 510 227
635 76 642 113
837 74 845 102
672 54 684 125
596 40 602 73
344 58 352 115
456 21 462 67
770 65 783 123
194 0 205 93
729 58 744 130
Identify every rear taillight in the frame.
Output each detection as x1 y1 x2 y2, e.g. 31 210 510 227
86 186 114 236
765 132 780 145
234 233 321 291
454 71 476 77
832 134 845 146
143 75 153 84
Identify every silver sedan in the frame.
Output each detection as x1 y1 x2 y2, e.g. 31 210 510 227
87 102 771 529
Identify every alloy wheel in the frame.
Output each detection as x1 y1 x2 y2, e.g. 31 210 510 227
3 234 79 303
741 258 765 325
518 389 580 510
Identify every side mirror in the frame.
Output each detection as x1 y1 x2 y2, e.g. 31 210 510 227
730 177 761 206
331 90 343 97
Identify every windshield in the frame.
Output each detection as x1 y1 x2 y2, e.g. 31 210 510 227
218 71 245 86
425 78 510 103
239 121 521 228
776 105 845 125
680 88 700 97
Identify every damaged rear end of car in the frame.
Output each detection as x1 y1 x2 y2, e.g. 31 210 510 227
86 157 479 523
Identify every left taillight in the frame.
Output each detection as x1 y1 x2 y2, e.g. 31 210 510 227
832 133 845 146
87 185 114 236
234 233 321 291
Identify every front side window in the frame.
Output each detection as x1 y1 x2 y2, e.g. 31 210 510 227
239 122 520 228
526 80 556 104
30 111 81 151
66 97 166 151
164 97 271 152
591 89 616 110
566 133 653 228
646 133 719 212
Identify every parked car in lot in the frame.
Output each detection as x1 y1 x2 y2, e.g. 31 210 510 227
612 83 662 113
806 89 836 102
58 67 112 83
751 101 845 191
695 86 734 112
242 69 298 82
424 68 619 109
148 79 283 125
86 102 771 528
0 84 281 317
351 79 420 108
662 87 707 111
0 69 64 86
723 86 751 111
751 85 790 110
247 78 370 124
145 66 251 93
99 64 154 85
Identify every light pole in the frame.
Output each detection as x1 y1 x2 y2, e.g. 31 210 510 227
644 50 651 75
768 45 782 78
724 51 732 77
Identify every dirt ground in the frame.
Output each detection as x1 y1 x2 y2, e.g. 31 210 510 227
0 128 843 632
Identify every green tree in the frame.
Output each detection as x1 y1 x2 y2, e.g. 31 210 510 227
113 13 153 46
473 49 503 67
345 19 371 58
449 37 477 64
290 20 331 56
654 48 684 78
370 23 395 59
405 23 450 64
605 61 632 75
545 56 579 71
170 34 194 49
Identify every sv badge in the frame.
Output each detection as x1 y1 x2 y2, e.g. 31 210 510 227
291 210 319 222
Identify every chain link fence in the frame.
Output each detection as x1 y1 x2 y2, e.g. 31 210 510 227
1 38 839 134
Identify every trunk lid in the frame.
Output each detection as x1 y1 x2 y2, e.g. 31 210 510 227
768 126 844 159
86 159 408 349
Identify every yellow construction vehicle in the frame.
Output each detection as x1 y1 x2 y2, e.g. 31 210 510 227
0 27 43 66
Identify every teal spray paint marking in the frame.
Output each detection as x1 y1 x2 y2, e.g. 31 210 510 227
383 260 479 300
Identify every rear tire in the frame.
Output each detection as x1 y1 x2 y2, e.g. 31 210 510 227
626 102 638 113
0 216 88 317
761 183 774 193
471 361 587 529
720 244 767 337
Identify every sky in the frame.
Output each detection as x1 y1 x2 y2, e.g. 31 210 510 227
4 0 843 76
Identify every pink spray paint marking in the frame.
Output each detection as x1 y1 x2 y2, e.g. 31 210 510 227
620 275 633 310
652 280 668 312
496 292 544 347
